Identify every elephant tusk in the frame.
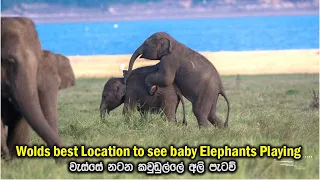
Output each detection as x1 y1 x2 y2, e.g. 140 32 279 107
136 54 143 60
191 61 195 69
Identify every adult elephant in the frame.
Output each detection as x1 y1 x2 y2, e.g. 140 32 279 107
124 32 230 128
54 52 76 89
1 17 64 162
42 50 76 90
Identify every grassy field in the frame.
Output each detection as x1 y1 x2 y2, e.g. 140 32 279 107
1 73 319 179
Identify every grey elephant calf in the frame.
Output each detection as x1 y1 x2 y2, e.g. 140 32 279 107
100 64 187 125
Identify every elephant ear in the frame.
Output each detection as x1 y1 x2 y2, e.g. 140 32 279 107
116 84 126 100
158 38 172 58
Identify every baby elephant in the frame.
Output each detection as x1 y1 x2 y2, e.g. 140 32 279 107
100 64 187 125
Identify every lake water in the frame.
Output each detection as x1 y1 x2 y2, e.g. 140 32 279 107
36 15 319 56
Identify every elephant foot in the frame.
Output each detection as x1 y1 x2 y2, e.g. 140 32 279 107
183 121 187 126
1 152 12 162
198 122 211 129
148 85 158 96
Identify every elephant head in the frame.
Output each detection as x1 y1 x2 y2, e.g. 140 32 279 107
124 32 173 83
1 17 64 152
42 50 76 90
100 78 126 120
55 53 76 89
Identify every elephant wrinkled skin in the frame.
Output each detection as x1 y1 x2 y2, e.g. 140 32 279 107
1 17 66 162
100 64 187 125
124 32 230 128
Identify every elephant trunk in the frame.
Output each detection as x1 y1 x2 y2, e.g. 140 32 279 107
10 64 63 148
99 103 108 120
123 45 143 84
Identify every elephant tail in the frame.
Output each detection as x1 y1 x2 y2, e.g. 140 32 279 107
220 90 230 128
175 85 187 126
179 94 187 126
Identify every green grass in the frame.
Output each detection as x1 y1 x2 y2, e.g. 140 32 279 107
1 73 319 179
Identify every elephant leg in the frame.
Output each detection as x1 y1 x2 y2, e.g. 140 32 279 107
192 105 211 128
208 97 224 129
123 104 135 117
38 87 59 134
140 109 154 120
208 114 224 128
163 105 177 123
192 86 216 128
138 110 147 119
6 118 30 156
145 61 175 95
1 120 10 160
1 98 28 156
123 99 137 121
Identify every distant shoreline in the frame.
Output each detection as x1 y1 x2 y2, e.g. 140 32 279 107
4 9 318 24
67 49 319 78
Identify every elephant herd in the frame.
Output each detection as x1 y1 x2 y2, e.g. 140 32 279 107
1 17 230 163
